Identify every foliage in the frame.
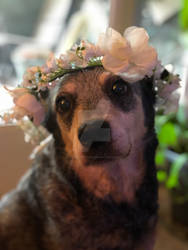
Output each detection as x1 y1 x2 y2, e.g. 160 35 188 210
179 0 188 30
155 106 188 189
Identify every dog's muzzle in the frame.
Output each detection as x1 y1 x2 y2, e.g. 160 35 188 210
78 119 111 151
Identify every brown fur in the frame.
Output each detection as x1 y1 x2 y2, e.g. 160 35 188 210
0 67 158 250
56 68 146 203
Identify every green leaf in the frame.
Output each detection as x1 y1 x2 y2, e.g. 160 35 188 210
157 170 167 183
158 122 177 147
179 0 188 29
184 131 188 139
176 106 186 126
166 154 188 189
155 115 169 132
155 150 165 166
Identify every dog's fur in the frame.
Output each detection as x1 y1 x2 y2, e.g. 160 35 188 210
0 67 158 250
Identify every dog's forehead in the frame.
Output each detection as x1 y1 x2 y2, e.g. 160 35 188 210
50 68 113 110
57 68 112 95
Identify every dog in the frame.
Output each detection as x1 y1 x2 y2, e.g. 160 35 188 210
0 66 158 250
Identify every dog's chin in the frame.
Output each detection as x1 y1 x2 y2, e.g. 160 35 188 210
79 143 132 167
83 155 115 166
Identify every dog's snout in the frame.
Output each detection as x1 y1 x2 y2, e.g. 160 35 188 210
78 120 111 148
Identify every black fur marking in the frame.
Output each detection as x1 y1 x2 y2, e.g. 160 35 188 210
55 93 77 129
139 76 156 130
103 76 136 112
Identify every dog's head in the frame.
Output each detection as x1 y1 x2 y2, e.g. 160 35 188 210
44 66 156 203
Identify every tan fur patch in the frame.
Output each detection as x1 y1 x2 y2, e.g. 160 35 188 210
99 71 112 86
61 82 76 95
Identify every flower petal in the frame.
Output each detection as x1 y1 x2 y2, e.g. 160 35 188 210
46 53 58 70
97 28 130 59
124 26 149 51
15 93 45 125
159 75 181 99
164 92 180 114
132 46 157 65
124 26 158 79
80 40 103 62
118 69 146 83
102 54 129 74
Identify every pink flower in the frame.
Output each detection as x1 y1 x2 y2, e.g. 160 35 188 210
40 64 51 74
97 28 131 73
41 53 58 74
97 26 158 82
57 53 72 69
15 93 45 126
57 50 85 68
79 40 103 62
46 53 57 69
5 87 27 99
22 66 39 87
66 50 87 67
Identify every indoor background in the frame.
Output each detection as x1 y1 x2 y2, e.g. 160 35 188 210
0 1 187 249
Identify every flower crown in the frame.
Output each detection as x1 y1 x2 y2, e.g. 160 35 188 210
1 26 180 145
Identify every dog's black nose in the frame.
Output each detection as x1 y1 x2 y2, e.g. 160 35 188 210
78 120 111 149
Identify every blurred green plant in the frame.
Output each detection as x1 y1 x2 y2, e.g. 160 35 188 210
179 0 188 30
155 106 188 190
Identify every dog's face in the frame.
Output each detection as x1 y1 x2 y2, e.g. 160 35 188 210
49 67 155 203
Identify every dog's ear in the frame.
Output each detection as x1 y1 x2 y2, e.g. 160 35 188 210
39 87 62 144
38 88 57 134
140 76 156 106
139 77 156 130
42 106 65 148
42 108 58 134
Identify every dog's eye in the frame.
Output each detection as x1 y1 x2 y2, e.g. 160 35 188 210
112 80 128 96
56 96 71 113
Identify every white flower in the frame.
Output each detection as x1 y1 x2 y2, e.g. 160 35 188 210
164 92 180 114
155 73 181 114
19 120 49 145
158 74 180 99
97 26 158 82
153 61 164 80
